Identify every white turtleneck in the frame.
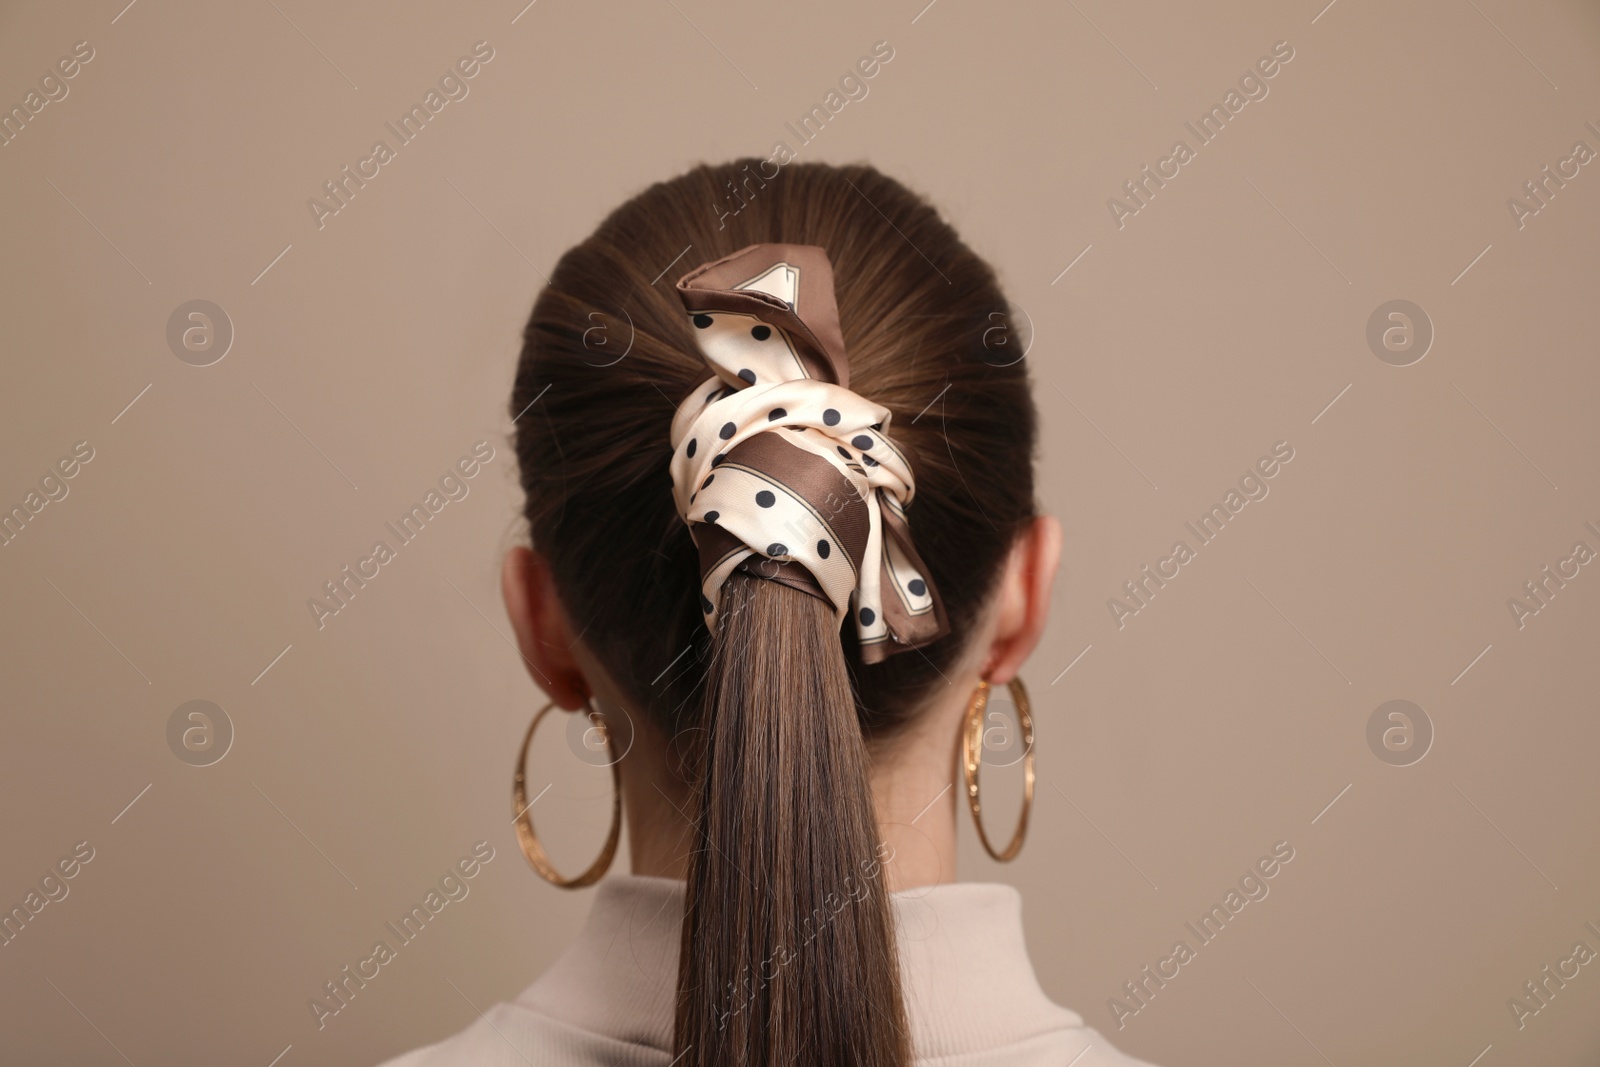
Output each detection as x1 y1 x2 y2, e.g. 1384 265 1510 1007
377 875 1156 1066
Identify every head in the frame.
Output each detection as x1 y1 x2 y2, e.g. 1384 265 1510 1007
502 160 1060 1066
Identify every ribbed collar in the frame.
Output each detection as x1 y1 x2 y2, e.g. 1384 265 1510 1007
515 875 1084 1061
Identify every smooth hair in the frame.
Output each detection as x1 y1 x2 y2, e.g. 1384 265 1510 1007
510 160 1038 1066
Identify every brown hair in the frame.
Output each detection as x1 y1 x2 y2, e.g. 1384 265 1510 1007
510 160 1037 1066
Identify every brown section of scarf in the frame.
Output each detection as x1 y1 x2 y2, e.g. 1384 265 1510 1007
693 431 868 601
676 244 850 388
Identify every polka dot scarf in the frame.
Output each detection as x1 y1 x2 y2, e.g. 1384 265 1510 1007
668 243 948 663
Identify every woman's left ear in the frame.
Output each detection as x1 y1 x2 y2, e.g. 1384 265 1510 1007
501 545 593 710
980 515 1063 686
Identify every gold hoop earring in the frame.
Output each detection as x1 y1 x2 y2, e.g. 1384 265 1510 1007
961 677 1035 862
512 700 622 888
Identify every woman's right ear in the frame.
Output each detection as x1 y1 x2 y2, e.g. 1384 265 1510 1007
501 546 592 709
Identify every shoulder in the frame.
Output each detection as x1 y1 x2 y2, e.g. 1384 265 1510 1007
921 1024 1162 1067
371 1000 672 1067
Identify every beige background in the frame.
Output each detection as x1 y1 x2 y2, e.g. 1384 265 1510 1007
2 0 1598 1064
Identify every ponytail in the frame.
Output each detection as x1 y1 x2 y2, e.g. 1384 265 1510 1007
674 574 910 1066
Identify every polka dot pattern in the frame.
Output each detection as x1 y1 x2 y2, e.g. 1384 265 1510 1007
666 244 946 663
